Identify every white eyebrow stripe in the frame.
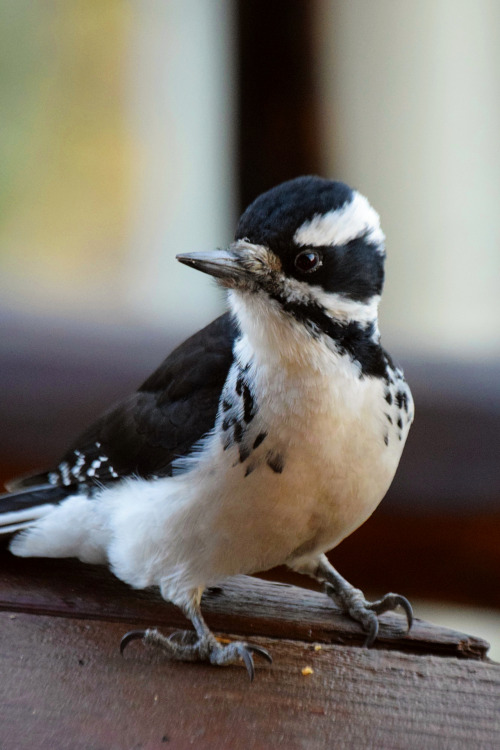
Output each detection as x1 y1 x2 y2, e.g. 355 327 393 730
293 191 385 251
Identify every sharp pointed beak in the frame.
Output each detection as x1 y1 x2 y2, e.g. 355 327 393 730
176 248 247 285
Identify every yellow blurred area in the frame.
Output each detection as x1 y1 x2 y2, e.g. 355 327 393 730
0 1 232 330
0 2 132 314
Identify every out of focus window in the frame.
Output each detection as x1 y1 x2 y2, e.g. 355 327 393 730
0 1 235 335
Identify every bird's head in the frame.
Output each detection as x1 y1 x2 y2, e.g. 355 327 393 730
177 176 386 342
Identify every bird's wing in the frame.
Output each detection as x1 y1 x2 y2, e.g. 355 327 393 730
8 313 237 489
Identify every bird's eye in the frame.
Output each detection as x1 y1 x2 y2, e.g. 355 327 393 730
294 250 322 274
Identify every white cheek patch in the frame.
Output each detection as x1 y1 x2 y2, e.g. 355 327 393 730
294 191 385 251
314 289 381 327
275 275 380 326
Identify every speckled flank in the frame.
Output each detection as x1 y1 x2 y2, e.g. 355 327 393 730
266 452 285 474
396 391 410 413
241 383 255 423
253 432 267 450
239 445 250 463
382 375 414 445
218 360 263 466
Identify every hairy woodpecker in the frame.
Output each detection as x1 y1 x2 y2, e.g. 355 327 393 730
1 176 414 680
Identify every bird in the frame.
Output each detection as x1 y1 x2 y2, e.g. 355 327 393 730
0 175 414 680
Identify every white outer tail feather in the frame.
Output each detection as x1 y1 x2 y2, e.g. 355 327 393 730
9 494 109 564
0 504 57 530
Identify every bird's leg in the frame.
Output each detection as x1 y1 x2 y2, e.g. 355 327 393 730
120 590 272 681
294 554 413 647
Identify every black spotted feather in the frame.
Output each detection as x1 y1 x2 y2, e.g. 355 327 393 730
8 314 237 492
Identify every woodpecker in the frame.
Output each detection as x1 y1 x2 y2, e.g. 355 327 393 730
1 176 414 680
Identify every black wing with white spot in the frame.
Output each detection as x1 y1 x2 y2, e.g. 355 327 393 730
11 314 237 491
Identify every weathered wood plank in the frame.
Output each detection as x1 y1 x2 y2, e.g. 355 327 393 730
0 550 490 660
0 612 499 750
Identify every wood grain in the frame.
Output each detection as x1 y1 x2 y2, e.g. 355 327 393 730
0 550 490 660
1 612 499 750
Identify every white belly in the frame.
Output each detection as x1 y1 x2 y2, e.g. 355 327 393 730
199 355 409 579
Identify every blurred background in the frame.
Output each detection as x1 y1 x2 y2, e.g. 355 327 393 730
0 1 499 654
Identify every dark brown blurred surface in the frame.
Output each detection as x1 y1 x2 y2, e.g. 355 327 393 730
236 0 322 210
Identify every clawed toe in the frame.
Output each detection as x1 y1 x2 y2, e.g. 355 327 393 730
209 640 272 681
119 626 271 680
368 593 413 634
167 629 199 646
246 644 273 663
362 614 380 648
322 580 413 647
120 627 202 661
359 593 413 647
237 643 273 682
238 645 256 681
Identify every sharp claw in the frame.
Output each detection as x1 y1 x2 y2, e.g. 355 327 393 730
363 617 379 648
246 644 273 663
368 593 414 634
239 647 255 682
120 629 146 655
396 595 414 633
362 594 413 645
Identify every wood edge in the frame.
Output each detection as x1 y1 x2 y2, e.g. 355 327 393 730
0 569 490 661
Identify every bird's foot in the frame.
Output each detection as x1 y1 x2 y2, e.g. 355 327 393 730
323 581 413 647
120 628 272 681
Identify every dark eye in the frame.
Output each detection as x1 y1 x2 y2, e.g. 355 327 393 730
294 250 322 273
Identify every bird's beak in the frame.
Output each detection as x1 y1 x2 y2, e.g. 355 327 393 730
176 248 248 285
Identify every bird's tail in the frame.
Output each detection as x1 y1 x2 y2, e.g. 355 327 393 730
0 484 71 538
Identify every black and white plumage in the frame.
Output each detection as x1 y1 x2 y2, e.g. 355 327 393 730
1 176 414 679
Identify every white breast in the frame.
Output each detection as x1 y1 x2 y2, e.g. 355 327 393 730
154 291 414 589
222 329 409 564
